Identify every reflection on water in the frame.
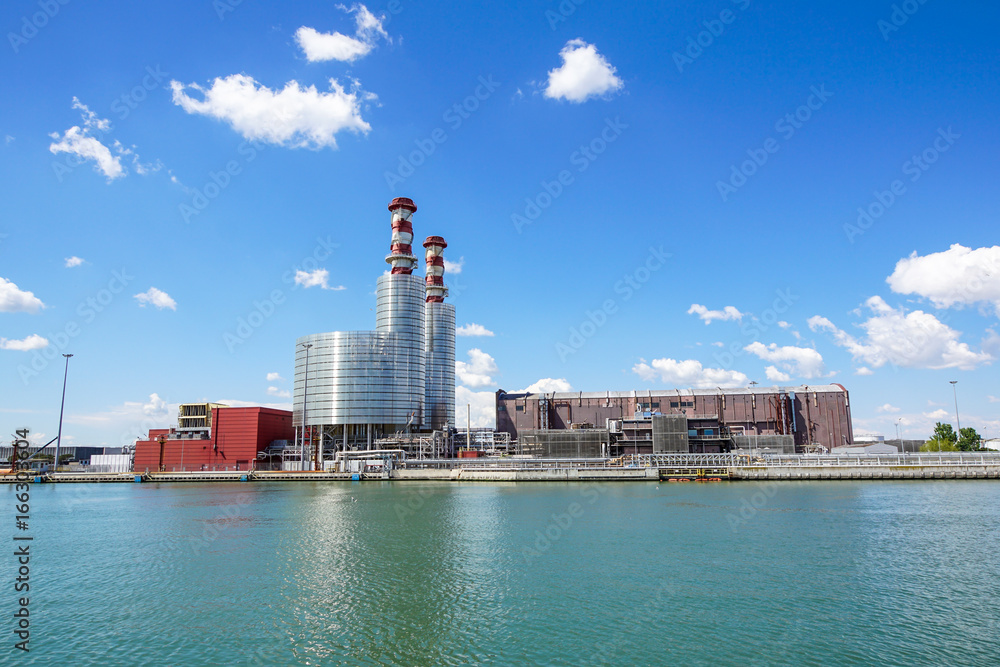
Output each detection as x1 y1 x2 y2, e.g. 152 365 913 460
8 481 1000 666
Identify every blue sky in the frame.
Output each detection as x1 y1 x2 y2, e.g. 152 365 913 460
2 0 998 447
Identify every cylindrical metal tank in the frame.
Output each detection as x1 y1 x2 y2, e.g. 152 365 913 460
293 331 421 427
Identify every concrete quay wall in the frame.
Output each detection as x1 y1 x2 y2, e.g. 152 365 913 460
731 465 1000 481
392 468 659 482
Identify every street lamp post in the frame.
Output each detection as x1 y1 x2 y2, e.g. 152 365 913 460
950 380 961 439
54 354 73 473
300 343 313 471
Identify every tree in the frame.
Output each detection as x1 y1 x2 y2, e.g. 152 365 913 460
921 437 958 452
958 427 982 452
921 422 960 452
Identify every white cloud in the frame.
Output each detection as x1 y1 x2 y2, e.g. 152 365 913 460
809 296 993 371
923 409 950 420
443 257 464 274
48 98 125 182
855 367 874 376
988 395 1000 403
295 4 389 63
688 304 744 324
764 366 790 383
632 358 748 389
267 387 291 398
67 393 177 447
294 269 345 290
744 342 826 379
266 372 284 382
0 277 45 313
778 321 791 329
64 256 84 268
544 39 623 103
877 403 901 414
456 348 498 388
887 244 1000 314
456 323 494 337
4 135 13 144
0 334 49 351
134 287 177 311
170 74 372 150
455 386 497 429
519 378 573 393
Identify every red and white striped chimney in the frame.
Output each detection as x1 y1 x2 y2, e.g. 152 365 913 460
423 236 448 302
386 197 418 274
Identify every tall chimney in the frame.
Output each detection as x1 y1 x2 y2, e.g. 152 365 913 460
386 197 418 274
423 236 449 303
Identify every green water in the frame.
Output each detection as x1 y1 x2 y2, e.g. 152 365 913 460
4 481 999 665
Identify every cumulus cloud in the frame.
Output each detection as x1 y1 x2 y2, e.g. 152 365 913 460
266 372 284 382
64 256 85 268
989 395 1000 403
134 287 177 311
67 393 176 447
520 378 573 393
855 367 874 376
48 98 125 182
744 342 826 379
170 74 372 149
0 334 49 351
294 269 345 290
295 4 389 63
877 403 901 414
443 257 464 275
923 409 950 420
456 348 498 388
267 386 291 399
0 277 45 313
808 297 993 371
764 366 790 383
632 358 748 388
456 323 494 337
688 304 744 324
544 39 623 103
455 386 497 429
887 244 1000 314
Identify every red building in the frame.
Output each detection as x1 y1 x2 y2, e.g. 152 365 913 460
133 406 293 473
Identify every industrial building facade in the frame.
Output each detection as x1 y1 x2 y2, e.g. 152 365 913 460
134 404 293 472
496 384 853 456
292 198 456 468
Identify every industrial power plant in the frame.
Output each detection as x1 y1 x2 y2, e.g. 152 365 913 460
118 197 861 474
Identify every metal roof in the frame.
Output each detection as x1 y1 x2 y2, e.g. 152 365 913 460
498 384 847 400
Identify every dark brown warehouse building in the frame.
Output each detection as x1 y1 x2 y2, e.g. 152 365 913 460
495 384 853 457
